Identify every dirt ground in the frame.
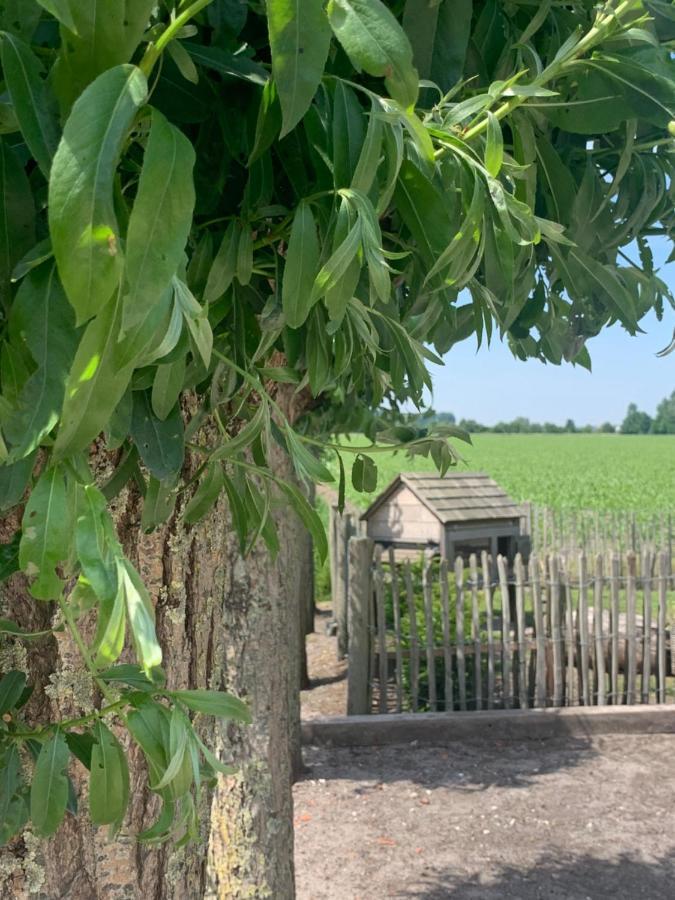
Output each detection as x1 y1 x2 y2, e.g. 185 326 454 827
296 611 675 899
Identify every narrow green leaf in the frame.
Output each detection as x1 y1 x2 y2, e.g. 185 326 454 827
4 263 79 459
204 222 238 304
49 65 148 324
123 109 196 333
282 201 320 328
89 721 129 828
284 424 334 483
75 484 117 603
30 732 69 837
0 617 58 639
167 40 199 84
170 689 252 722
327 0 419 108
183 462 224 526
0 452 36 511
151 709 188 791
98 664 162 692
174 278 212 369
152 357 187 422
211 403 268 461
118 558 162 674
0 32 60 177
19 465 71 600
485 111 503 177
64 731 95 771
403 0 472 93
131 390 185 481
0 136 35 304
93 576 126 668
0 670 26 714
141 476 178 533
277 480 328 562
268 0 332 136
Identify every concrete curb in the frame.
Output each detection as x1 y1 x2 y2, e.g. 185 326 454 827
302 705 675 747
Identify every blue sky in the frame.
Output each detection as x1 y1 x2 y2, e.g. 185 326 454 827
429 238 674 427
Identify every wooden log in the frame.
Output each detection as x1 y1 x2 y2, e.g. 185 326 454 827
347 536 374 716
593 554 606 706
374 548 388 714
497 555 512 709
514 553 528 709
658 551 668 704
404 561 420 712
469 554 482 711
641 550 652 705
439 558 453 712
626 551 637 705
455 556 467 711
481 551 495 710
610 553 621 705
550 555 563 707
423 554 437 712
335 512 355 659
530 553 546 708
561 558 575 707
388 547 403 714
578 552 591 706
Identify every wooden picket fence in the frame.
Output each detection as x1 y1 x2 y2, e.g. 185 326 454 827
345 539 675 715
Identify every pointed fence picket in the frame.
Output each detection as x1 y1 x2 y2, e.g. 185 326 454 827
345 539 675 715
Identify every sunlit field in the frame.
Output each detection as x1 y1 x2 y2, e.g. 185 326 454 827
330 434 675 512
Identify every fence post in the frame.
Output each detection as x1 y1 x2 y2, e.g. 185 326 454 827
335 512 355 659
347 536 374 716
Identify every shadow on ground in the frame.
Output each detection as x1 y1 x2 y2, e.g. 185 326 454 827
397 850 675 899
302 734 599 791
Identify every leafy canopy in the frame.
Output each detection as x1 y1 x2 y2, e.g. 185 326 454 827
0 0 673 844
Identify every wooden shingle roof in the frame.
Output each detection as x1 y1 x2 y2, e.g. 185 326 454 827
362 472 523 525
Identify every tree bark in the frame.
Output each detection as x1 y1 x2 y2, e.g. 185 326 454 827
0 432 306 898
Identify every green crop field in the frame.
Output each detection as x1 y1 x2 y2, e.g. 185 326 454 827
328 434 675 513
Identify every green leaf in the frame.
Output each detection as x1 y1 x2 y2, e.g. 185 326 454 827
131 390 185 481
118 558 162 674
0 136 35 303
64 731 95 770
170 689 251 722
151 708 188 791
204 222 238 304
327 0 419 108
123 109 196 333
173 277 212 369
284 424 334 483
0 743 28 846
282 201 320 328
332 80 366 188
394 159 452 269
183 462 224 526
0 1 41 39
141 476 178 533
4 263 79 459
89 721 129 828
351 453 377 492
402 0 472 93
0 531 20 582
0 669 26 714
167 40 199 85
267 0 332 136
277 480 328 562
93 572 126 667
211 403 268 461
0 32 60 177
49 65 148 325
152 357 187 422
485 111 503 177
98 663 162 692
249 80 282 163
50 2 155 110
75 484 117 603
19 465 71 600
30 732 69 837
0 452 35 511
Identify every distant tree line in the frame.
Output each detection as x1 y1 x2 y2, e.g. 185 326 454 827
620 391 675 434
416 391 675 435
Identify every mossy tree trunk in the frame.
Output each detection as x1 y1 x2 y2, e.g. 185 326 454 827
0 433 307 899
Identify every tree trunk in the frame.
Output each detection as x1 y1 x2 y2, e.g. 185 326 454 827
0 434 306 898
